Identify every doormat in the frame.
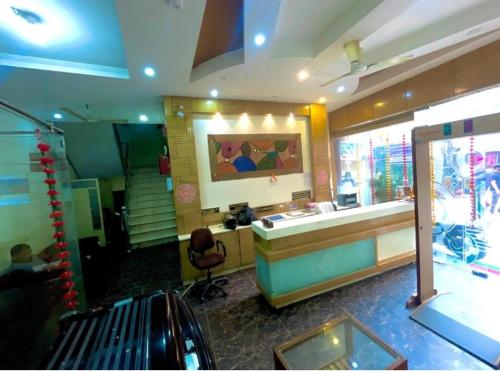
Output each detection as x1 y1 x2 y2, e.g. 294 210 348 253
410 294 500 369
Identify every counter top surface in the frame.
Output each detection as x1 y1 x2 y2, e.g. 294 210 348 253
178 223 251 241
252 201 414 240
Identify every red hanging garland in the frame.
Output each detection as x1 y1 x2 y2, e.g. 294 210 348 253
36 129 79 311
402 134 409 187
369 138 376 205
469 137 476 223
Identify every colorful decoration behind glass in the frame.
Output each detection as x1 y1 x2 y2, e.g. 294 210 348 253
208 134 303 181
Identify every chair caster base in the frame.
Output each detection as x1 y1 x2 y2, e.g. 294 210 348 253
200 282 227 302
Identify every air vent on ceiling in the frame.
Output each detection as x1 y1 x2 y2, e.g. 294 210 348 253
292 190 312 200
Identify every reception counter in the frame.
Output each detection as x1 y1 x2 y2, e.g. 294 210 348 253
252 201 416 308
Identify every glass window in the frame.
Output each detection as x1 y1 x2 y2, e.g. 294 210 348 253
334 121 420 206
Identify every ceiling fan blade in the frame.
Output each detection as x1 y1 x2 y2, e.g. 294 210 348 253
320 73 351 88
60 107 88 122
364 54 414 76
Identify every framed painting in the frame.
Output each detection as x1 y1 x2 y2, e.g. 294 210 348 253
208 133 303 181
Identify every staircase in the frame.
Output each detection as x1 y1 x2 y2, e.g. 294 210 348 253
126 166 178 249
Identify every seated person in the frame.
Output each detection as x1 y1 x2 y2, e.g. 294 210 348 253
9 243 47 272
9 244 52 273
0 244 61 291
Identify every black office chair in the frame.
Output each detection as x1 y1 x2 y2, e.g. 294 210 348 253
187 228 228 301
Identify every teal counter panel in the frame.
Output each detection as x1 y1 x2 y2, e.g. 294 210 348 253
258 238 376 297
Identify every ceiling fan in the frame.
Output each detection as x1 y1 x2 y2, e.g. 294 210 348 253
60 104 128 124
320 40 412 88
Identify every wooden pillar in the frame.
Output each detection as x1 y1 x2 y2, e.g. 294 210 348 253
309 104 332 201
164 97 203 234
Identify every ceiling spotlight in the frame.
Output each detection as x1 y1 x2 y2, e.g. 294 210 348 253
210 89 218 98
139 114 148 122
319 97 327 104
297 70 309 81
144 67 155 77
337 85 346 93
254 33 266 46
53 113 62 119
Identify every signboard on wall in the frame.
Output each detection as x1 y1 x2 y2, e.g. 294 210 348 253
207 133 303 181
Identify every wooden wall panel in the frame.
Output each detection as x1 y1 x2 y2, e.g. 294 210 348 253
169 136 196 158
165 97 202 235
309 104 332 202
372 82 408 119
177 213 203 235
454 41 500 95
188 97 310 117
328 105 349 134
406 62 454 109
347 96 374 125
170 157 198 178
329 39 500 134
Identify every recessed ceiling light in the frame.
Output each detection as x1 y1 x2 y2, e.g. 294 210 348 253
254 33 266 46
210 89 218 98
319 97 327 104
297 70 309 81
53 113 62 119
139 114 148 122
390 58 400 64
144 66 155 77
337 86 345 93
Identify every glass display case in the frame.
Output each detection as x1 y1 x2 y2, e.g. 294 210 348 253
274 313 407 370
334 122 418 207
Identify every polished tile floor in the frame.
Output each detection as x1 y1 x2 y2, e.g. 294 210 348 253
185 264 492 370
92 244 492 370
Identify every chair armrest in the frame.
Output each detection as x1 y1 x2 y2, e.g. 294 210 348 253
215 240 227 257
187 247 196 265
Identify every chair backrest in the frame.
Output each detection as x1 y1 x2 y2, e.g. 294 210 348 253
190 228 215 254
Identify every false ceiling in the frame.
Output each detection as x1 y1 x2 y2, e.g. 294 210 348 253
0 0 500 124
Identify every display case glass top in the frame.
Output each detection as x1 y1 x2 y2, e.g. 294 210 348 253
274 314 407 370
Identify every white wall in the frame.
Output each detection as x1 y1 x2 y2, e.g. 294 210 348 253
193 114 312 212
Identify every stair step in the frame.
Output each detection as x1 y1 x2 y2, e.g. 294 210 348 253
130 166 157 173
128 176 166 185
128 204 176 217
128 199 173 210
127 182 171 192
128 193 173 203
128 211 176 226
130 235 178 249
128 184 168 194
128 188 168 197
130 220 177 235
129 228 178 244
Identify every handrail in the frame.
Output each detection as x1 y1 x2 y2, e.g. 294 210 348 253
0 99 64 134
112 123 126 173
123 142 131 250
